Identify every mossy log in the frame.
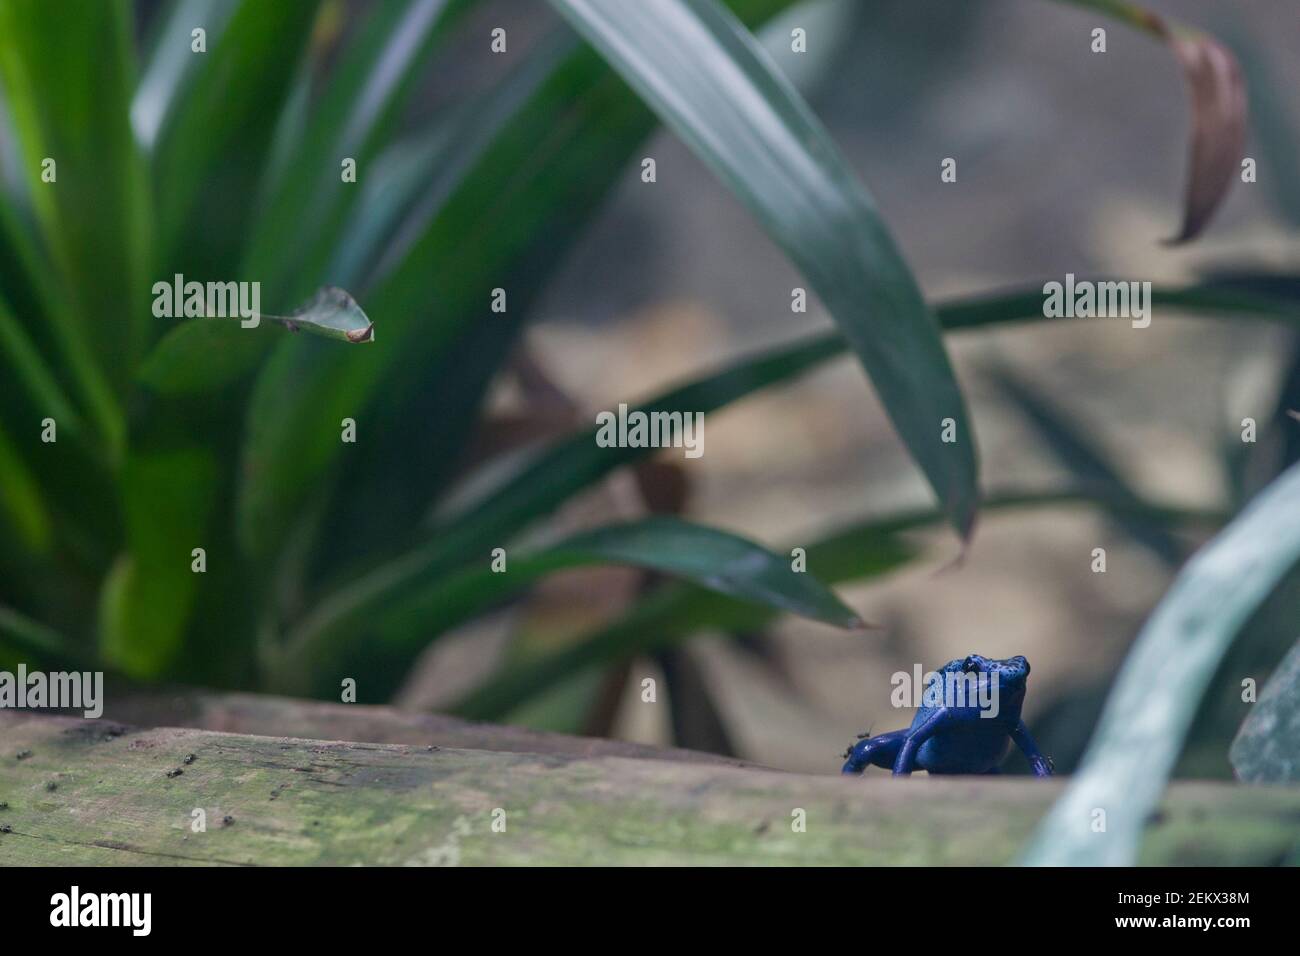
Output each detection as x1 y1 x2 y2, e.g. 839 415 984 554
1 699 1297 866
104 691 752 766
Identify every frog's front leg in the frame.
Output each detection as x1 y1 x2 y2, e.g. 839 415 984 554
891 708 953 776
1011 719 1054 777
841 728 907 775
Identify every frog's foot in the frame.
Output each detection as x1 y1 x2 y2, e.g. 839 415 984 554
1029 754 1054 777
841 729 907 775
1012 720 1054 777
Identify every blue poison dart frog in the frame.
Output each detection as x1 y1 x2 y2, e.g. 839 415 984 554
841 654 1054 777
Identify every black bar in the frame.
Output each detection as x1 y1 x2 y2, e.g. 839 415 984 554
0 865 1283 940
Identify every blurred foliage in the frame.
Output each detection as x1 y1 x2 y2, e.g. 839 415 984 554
0 0 1299 820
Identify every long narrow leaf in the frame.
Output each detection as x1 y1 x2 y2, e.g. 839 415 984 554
551 0 979 537
0 0 149 411
289 278 1297 676
132 0 237 149
454 490 1222 719
0 417 52 557
243 0 462 304
279 324 841 667
234 32 652 558
278 515 863 686
98 448 217 678
0 125 117 450
229 1 811 562
152 0 321 268
0 292 83 435
438 277 1300 553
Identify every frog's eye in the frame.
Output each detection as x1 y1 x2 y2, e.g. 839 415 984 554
962 656 979 673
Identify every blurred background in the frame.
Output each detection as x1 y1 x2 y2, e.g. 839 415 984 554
3 0 1297 782
392 0 1300 774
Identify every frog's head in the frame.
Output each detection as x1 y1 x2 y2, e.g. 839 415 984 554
942 654 1031 705
963 654 1029 686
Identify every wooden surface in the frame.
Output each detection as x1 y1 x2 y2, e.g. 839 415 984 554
105 691 751 766
1 699 1298 866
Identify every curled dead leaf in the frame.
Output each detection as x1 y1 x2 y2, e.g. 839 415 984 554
1159 24 1248 243
1064 1 1247 242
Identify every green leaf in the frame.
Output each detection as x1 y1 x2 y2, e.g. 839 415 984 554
0 416 52 557
944 276 1300 333
423 278 1298 567
323 124 457 290
1230 635 1300 782
550 0 978 537
297 34 623 565
98 448 217 678
284 278 1294 687
280 516 863 681
311 313 525 568
132 0 238 150
276 325 841 671
0 0 147 427
0 291 83 436
0 117 114 449
1022 460 1300 866
242 0 462 304
232 0 816 562
233 31 636 558
136 323 277 396
454 489 1222 720
456 538 912 722
146 27 567 405
432 332 843 553
152 0 321 268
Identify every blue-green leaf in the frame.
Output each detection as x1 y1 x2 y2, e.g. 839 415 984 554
1022 460 1300 865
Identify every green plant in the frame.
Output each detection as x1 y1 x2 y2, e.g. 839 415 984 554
0 0 1297 766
